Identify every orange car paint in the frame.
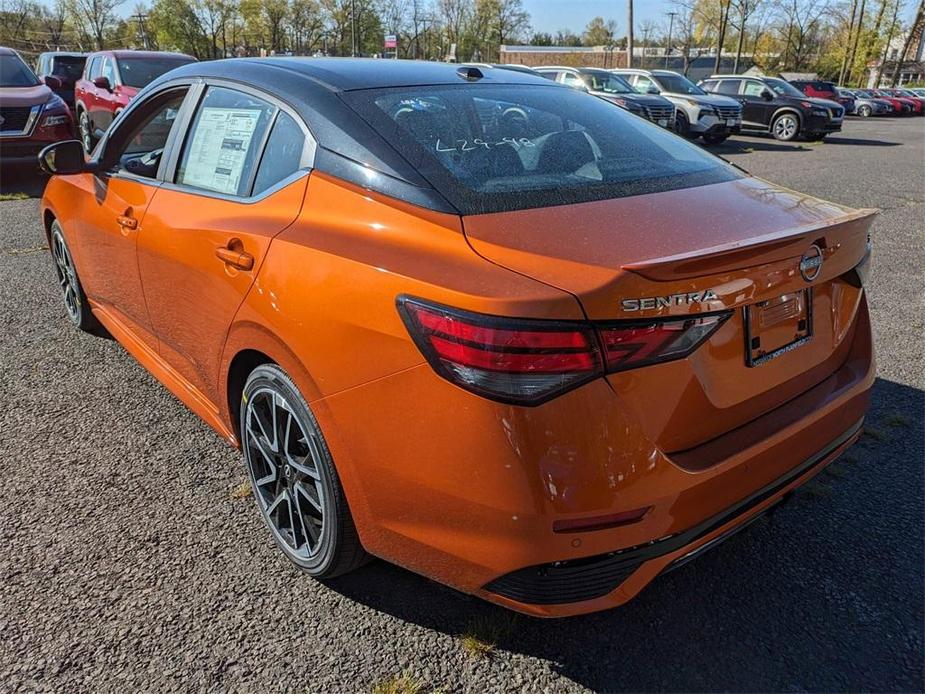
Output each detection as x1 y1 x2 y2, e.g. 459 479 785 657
42 161 875 617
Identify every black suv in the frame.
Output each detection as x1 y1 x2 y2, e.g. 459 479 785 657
699 74 843 141
536 66 676 129
35 51 86 109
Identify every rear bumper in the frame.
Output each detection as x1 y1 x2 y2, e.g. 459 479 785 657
315 293 874 617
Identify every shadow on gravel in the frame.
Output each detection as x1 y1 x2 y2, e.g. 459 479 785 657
713 139 813 154
822 137 901 147
325 376 924 691
0 164 49 199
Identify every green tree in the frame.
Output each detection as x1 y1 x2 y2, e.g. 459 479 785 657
582 16 617 45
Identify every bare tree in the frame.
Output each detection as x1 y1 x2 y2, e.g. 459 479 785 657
67 0 125 49
891 0 924 84
731 0 761 73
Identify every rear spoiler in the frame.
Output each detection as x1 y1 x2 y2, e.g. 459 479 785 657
622 207 877 281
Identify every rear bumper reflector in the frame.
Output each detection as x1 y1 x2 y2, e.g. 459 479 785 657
484 418 863 605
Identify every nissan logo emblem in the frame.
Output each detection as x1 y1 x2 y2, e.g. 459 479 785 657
799 244 824 282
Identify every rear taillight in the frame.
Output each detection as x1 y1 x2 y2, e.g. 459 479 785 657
398 297 730 406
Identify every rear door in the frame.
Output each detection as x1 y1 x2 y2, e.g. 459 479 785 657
137 83 311 404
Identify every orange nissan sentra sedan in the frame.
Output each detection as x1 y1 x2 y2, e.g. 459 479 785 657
38 59 875 617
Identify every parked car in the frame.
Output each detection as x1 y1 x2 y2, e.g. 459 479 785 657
879 88 924 114
700 75 844 141
611 68 742 144
38 59 875 617
788 78 856 113
536 66 676 129
856 88 913 114
74 49 195 152
35 51 86 109
839 88 893 117
0 46 74 165
908 87 925 97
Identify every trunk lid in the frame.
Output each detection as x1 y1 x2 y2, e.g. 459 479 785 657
463 176 876 451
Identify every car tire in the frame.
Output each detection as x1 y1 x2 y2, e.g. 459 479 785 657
78 109 95 154
240 363 369 578
771 113 799 141
674 111 696 139
49 220 98 332
701 133 729 145
858 105 872 117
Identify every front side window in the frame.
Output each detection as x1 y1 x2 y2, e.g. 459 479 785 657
743 81 765 97
86 57 100 79
345 84 741 215
117 58 193 89
765 78 804 98
100 58 117 86
108 90 187 178
176 86 275 197
0 54 39 88
561 72 585 89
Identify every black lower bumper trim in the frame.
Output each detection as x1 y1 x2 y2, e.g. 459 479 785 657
484 419 863 605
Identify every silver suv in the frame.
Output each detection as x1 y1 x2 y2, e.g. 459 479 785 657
612 68 742 144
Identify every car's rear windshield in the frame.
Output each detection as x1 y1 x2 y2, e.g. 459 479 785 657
654 73 705 95
0 54 39 88
51 56 86 80
343 84 740 215
117 57 193 88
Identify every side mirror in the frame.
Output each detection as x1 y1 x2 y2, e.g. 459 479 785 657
93 76 112 91
43 75 62 90
762 89 774 100
38 140 95 175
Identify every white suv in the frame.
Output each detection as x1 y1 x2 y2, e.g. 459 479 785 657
612 69 742 144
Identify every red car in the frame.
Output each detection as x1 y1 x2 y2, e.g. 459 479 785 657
74 50 195 152
0 46 74 166
861 89 915 115
789 79 855 112
881 88 924 115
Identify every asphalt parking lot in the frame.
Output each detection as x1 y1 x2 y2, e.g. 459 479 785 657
0 117 922 693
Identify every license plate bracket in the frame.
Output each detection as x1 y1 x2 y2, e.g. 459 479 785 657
744 289 813 367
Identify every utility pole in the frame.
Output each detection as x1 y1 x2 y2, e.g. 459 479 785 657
351 0 357 56
133 12 149 50
627 0 634 68
665 10 677 69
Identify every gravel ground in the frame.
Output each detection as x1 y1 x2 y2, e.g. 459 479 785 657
0 117 922 693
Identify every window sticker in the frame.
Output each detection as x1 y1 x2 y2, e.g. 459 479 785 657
180 107 262 195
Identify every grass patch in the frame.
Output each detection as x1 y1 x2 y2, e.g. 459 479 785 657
230 480 251 499
371 673 425 694
459 612 517 659
0 192 29 201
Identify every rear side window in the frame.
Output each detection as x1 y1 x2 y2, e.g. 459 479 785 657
175 86 275 197
344 84 741 215
252 111 305 195
716 79 741 95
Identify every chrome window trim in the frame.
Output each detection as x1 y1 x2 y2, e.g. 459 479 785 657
0 104 43 138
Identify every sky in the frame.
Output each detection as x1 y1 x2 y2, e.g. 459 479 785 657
524 0 675 36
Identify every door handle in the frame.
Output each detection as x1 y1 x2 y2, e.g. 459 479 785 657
215 244 254 271
117 214 137 230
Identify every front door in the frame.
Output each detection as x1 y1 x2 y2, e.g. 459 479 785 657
78 86 190 347
137 85 310 404
741 80 774 130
